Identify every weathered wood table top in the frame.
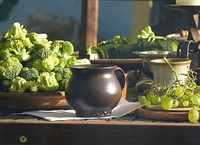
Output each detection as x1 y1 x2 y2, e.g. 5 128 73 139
0 111 199 145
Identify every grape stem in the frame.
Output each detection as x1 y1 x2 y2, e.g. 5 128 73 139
163 57 180 85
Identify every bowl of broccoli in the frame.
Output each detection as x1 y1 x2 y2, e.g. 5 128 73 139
0 22 88 110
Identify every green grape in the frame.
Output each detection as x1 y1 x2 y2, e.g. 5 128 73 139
146 92 161 105
161 96 173 110
191 94 200 105
172 100 179 108
145 100 151 107
185 90 193 97
139 96 147 105
152 96 161 105
182 94 189 100
175 86 184 97
182 100 189 107
188 108 199 123
160 95 166 101
147 92 155 104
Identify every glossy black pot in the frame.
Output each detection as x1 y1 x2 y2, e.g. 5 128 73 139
65 64 125 117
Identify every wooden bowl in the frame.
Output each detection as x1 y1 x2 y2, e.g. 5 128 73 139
0 91 68 111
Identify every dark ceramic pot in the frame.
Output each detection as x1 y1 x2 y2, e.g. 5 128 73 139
65 64 125 117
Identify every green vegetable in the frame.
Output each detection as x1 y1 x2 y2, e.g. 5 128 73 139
80 26 179 59
27 32 50 48
31 48 53 60
0 56 23 80
0 22 34 62
0 38 33 61
6 77 39 93
19 67 39 81
24 81 39 92
0 22 89 93
31 56 59 72
28 48 60 72
0 50 11 60
9 77 27 93
50 40 74 58
38 72 59 91
54 67 72 90
2 22 27 40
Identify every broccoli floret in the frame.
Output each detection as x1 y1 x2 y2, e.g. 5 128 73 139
0 22 83 93
25 81 39 92
50 40 74 58
41 56 59 71
0 50 11 60
55 55 76 69
2 22 27 40
6 76 39 93
29 56 59 72
0 23 35 62
54 67 72 90
0 37 34 62
32 48 53 60
65 56 77 67
9 77 27 93
59 78 71 91
38 72 59 91
29 48 59 71
27 32 51 48
56 56 68 68
19 67 39 81
0 57 23 80
24 59 40 69
50 40 76 68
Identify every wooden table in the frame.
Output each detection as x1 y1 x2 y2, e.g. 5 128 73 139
0 111 200 145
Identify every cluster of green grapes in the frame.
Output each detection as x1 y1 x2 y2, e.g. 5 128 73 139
139 69 200 123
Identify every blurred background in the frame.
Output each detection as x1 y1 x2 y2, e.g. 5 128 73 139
0 0 191 50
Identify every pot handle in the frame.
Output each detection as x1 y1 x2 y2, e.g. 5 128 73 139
115 67 126 90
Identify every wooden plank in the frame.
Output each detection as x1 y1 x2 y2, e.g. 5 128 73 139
0 112 200 144
80 0 99 48
0 120 200 145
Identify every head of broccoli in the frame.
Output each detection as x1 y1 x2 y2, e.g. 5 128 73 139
27 32 51 48
2 22 27 41
31 48 53 60
28 56 59 72
19 67 39 81
0 56 23 80
38 72 59 91
24 81 39 92
29 48 59 72
0 22 35 62
0 37 34 62
0 22 80 93
50 40 74 58
0 50 11 60
8 77 28 93
54 67 72 90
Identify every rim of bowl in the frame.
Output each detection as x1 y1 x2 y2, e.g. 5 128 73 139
150 58 191 65
133 50 172 58
70 64 118 69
